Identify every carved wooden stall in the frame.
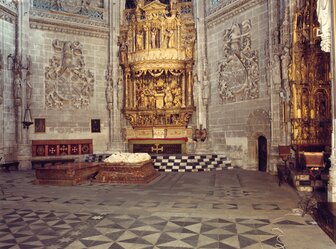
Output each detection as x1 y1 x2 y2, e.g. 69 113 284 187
290 0 331 169
119 0 195 153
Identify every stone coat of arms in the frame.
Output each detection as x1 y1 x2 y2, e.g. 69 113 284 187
217 20 259 103
45 39 94 109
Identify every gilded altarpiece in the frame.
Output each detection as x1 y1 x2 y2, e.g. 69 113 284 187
119 1 195 142
290 0 331 147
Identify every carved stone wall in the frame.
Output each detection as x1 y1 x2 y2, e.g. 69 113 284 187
0 11 17 162
28 28 109 152
206 0 269 169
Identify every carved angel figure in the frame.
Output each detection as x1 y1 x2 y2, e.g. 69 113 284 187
317 0 331 52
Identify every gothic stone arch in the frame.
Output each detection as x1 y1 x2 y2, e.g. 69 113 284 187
246 109 271 171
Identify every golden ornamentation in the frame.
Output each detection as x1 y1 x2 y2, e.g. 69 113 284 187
290 0 331 146
119 1 196 131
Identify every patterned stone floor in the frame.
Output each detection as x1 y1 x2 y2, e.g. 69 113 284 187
0 169 334 249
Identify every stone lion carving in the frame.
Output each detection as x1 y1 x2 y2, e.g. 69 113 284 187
217 20 259 103
45 39 94 109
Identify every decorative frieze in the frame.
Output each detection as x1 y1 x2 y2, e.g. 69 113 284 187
45 39 95 109
32 0 104 20
29 10 108 38
206 0 264 28
217 20 259 103
0 0 17 23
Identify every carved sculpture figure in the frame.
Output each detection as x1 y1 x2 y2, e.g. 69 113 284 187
271 55 281 86
164 86 173 108
80 0 91 14
317 0 331 52
151 28 158 48
165 29 175 48
53 0 63 10
136 31 144 50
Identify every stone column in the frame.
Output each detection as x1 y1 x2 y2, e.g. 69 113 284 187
15 1 32 170
268 0 282 174
0 49 3 163
193 1 210 154
328 0 336 202
106 0 123 152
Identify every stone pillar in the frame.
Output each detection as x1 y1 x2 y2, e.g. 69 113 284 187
193 1 210 154
106 0 123 152
0 49 3 163
268 0 282 174
15 1 32 170
328 0 336 202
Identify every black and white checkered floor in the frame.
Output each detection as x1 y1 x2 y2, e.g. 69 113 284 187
0 170 334 249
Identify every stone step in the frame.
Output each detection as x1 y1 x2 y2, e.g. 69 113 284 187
84 154 233 172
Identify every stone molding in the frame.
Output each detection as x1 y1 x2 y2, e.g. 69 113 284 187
0 2 17 23
29 10 108 38
206 0 264 28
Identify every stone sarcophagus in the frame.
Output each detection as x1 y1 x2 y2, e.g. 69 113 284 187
34 162 99 186
94 153 158 184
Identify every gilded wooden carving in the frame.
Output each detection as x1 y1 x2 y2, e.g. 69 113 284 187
290 0 331 146
119 0 195 130
45 40 94 109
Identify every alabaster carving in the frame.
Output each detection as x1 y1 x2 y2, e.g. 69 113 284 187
217 20 259 103
45 39 94 109
104 153 151 164
317 0 331 52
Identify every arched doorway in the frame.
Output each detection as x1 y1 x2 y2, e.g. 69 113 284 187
258 136 267 172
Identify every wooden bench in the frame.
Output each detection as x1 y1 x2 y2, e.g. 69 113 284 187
0 162 19 172
31 158 76 169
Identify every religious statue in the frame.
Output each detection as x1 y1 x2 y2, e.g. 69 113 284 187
151 28 158 49
165 29 175 48
164 86 174 108
317 0 331 52
119 42 128 64
80 0 91 14
271 54 281 86
53 0 62 10
136 31 144 50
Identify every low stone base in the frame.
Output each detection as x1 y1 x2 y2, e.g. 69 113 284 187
94 160 158 184
34 162 99 186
